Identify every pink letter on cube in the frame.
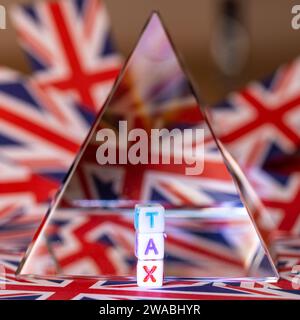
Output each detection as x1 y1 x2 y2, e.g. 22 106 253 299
137 260 163 288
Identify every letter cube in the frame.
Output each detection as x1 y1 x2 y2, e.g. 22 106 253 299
134 204 164 233
135 233 164 260
137 259 163 287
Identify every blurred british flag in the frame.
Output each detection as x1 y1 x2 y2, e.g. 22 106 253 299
10 0 122 113
0 0 299 299
210 57 300 237
0 0 122 227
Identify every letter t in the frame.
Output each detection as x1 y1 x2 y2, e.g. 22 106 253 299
146 211 158 228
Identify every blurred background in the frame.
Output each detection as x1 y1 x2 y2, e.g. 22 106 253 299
0 0 300 104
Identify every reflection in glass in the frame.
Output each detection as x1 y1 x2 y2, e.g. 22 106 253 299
17 13 278 282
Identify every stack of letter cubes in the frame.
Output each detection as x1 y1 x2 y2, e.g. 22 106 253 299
134 204 165 287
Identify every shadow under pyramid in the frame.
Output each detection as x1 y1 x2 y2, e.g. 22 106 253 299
17 12 279 282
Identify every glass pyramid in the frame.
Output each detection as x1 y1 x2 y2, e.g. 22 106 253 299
17 12 279 282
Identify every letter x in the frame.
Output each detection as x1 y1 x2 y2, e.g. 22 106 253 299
143 265 157 283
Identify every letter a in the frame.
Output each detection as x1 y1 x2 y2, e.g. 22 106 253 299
145 238 159 255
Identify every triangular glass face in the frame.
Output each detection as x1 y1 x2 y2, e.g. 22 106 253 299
17 13 278 282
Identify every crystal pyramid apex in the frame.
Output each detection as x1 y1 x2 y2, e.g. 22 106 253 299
129 11 178 64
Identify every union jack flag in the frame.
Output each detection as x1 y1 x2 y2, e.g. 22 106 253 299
211 57 300 236
0 65 99 176
10 0 122 114
0 66 95 253
0 250 299 299
64 161 241 208
0 160 51 253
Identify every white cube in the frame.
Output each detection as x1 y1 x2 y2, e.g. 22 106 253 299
134 204 165 233
137 259 163 287
135 233 164 260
